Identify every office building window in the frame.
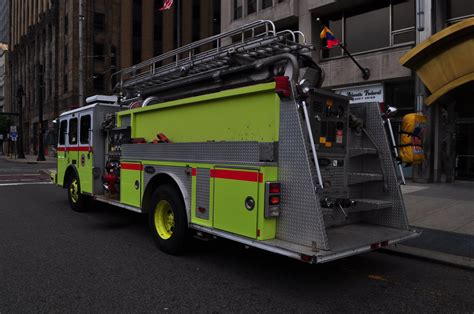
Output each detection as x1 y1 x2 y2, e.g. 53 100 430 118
94 13 106 32
64 44 68 66
132 0 142 64
233 0 242 20
63 74 68 93
247 0 256 14
262 0 273 9
447 0 474 22
392 0 416 44
64 15 68 34
93 43 104 61
93 73 104 91
321 0 415 58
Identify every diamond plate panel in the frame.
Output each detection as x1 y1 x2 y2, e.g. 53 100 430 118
352 103 409 229
122 142 276 166
195 168 210 220
276 99 329 250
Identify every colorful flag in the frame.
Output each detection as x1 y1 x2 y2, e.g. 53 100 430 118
320 26 340 49
159 0 174 11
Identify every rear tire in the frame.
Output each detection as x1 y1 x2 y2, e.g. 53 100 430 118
149 184 188 255
67 172 89 212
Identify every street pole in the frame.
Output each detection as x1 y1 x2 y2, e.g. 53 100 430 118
16 85 25 159
37 64 46 161
78 0 85 107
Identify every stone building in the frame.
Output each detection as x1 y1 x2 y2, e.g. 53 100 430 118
221 0 474 182
7 0 220 155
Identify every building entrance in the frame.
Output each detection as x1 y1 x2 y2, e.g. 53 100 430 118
454 83 474 181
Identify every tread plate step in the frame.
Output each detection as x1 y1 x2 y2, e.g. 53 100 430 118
348 172 384 185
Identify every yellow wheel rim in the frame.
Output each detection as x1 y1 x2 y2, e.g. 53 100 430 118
154 200 174 240
69 179 80 203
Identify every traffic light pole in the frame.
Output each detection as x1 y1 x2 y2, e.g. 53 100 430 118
16 86 26 159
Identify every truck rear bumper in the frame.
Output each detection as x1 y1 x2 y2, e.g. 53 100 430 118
190 223 421 264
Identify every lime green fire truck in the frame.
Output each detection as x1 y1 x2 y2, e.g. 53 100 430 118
52 21 419 263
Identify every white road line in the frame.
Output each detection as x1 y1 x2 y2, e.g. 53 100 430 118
0 182 53 187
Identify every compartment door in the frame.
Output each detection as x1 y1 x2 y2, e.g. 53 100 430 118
213 168 260 238
120 162 142 208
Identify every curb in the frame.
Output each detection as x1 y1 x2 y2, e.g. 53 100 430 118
385 244 474 269
0 156 56 165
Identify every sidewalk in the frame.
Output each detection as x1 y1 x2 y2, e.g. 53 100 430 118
0 154 57 165
391 181 474 268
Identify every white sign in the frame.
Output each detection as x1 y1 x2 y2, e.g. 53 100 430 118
335 84 384 104
0 134 3 140
10 126 17 133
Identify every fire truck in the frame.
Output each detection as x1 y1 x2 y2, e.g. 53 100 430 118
52 20 419 263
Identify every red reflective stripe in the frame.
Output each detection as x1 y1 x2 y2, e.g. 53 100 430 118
56 146 90 152
192 168 197 176
211 169 263 183
122 163 143 171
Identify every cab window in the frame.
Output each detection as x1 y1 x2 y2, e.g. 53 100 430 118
59 120 67 145
69 118 78 145
80 115 91 144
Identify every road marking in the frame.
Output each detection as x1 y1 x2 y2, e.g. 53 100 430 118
0 182 53 187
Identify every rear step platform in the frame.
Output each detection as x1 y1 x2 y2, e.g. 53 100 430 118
326 223 416 253
192 223 419 264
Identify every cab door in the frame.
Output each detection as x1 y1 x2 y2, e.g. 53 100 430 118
78 112 93 194
67 116 79 171
57 119 68 186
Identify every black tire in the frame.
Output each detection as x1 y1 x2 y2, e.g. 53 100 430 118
67 172 90 212
149 184 188 255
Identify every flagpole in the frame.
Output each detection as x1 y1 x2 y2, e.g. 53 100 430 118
339 43 370 80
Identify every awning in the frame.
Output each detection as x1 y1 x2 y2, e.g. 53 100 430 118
400 17 474 106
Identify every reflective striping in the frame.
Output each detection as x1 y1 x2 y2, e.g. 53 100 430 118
121 163 143 171
210 169 263 183
57 146 91 152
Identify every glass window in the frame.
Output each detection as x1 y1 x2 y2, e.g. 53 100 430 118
94 12 106 32
345 5 390 53
247 0 256 15
233 0 242 20
93 43 104 61
447 0 474 20
59 120 67 145
392 0 415 30
80 115 91 144
69 118 78 145
262 0 273 9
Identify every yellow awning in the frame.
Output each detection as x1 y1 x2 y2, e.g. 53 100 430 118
400 17 474 106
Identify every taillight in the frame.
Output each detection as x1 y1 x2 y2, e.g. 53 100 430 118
275 76 291 97
265 181 281 218
270 196 280 205
269 183 281 194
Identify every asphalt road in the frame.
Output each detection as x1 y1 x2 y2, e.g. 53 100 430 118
0 159 473 312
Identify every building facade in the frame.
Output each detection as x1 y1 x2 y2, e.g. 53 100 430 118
8 0 221 155
222 0 474 182
0 0 8 113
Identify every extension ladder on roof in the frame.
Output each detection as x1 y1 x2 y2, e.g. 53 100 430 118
112 20 313 97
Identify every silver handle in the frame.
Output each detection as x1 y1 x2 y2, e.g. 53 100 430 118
302 101 324 189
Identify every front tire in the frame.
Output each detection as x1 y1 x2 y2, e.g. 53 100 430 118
67 173 89 212
149 184 188 255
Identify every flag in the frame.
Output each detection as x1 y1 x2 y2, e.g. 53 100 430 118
159 0 174 11
320 26 340 49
